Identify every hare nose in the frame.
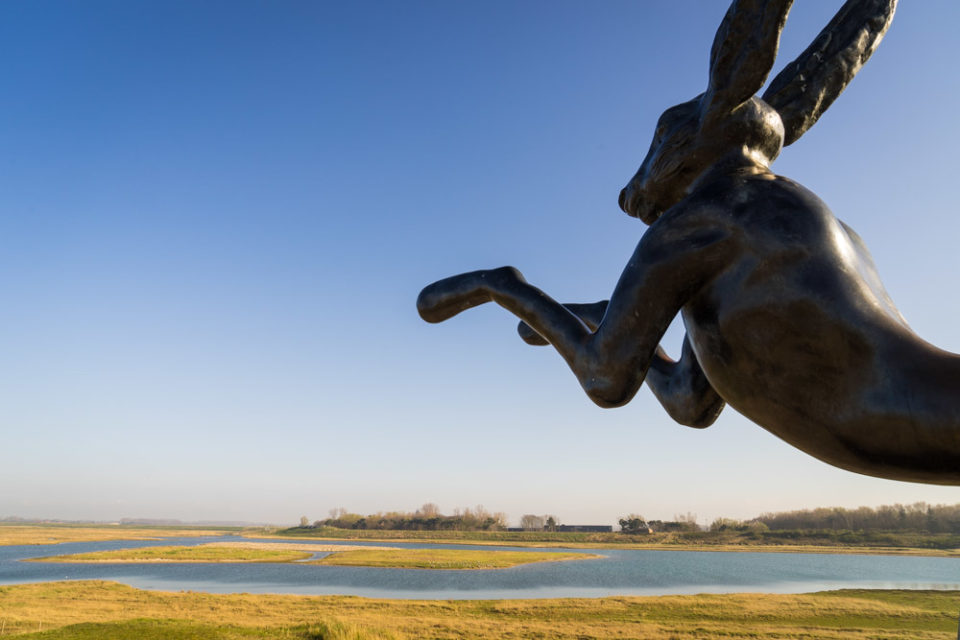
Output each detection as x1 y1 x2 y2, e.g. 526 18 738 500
618 188 628 213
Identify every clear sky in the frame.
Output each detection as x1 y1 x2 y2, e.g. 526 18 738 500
1 1 959 527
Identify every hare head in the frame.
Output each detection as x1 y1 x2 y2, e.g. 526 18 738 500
619 0 897 224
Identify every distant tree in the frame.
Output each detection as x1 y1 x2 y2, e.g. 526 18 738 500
299 515 310 527
648 519 697 533
470 505 491 529
520 514 545 531
745 520 769 533
709 518 741 532
618 514 648 534
324 511 364 529
545 516 558 532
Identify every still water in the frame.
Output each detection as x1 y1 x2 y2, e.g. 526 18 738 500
2 536 958 599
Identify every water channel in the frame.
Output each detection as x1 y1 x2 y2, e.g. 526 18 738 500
2 536 958 599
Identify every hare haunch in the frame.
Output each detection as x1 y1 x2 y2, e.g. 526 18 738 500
418 0 960 485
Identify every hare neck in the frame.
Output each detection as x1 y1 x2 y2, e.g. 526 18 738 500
688 150 772 194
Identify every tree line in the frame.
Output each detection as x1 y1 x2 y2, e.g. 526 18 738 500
302 504 508 531
753 502 960 533
618 512 700 534
620 503 960 535
301 507 564 533
297 501 960 534
704 502 960 534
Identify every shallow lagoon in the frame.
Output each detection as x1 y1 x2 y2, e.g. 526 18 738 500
2 536 958 599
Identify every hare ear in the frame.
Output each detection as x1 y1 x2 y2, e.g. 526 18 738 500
702 0 794 122
762 0 897 146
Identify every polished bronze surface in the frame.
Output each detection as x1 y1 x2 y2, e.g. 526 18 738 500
418 0 960 484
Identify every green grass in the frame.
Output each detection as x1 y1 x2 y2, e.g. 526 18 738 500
10 619 397 640
312 548 598 569
30 545 312 564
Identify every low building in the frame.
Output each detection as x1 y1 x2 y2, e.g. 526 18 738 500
556 525 612 533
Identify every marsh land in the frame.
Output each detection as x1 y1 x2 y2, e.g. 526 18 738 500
268 525 960 557
4 522 960 556
0 524 229 547
2 523 959 638
0 581 957 639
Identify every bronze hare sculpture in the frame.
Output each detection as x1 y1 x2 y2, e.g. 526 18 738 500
418 0 960 485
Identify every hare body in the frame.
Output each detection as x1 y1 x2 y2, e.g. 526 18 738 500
673 168 960 484
418 0 960 484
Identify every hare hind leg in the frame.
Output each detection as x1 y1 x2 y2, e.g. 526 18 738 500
517 301 608 345
418 267 642 406
647 335 724 428
519 301 724 427
417 206 738 408
417 266 594 359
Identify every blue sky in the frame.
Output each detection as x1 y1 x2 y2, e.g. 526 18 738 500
1 1 959 526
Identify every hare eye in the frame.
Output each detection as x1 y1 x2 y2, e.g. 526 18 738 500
655 125 667 140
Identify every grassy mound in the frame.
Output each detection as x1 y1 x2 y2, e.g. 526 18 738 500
312 548 597 569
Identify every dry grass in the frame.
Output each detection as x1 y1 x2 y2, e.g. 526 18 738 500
0 581 957 639
27 545 314 564
26 543 593 570
28 542 401 564
212 542 398 553
0 525 226 547
312 548 599 569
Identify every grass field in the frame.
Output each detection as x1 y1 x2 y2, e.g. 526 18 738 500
29 543 596 570
312 548 598 569
0 525 231 547
0 581 957 639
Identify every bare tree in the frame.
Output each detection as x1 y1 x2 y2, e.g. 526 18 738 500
675 512 699 528
416 503 441 518
520 514 545 531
